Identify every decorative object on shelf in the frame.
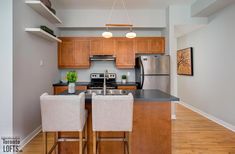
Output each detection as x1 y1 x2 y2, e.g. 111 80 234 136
40 25 55 36
177 47 194 76
102 0 136 39
121 75 127 84
66 71 78 94
40 0 51 8
25 1 62 24
25 28 61 42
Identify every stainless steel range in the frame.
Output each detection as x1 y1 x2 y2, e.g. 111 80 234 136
88 73 117 89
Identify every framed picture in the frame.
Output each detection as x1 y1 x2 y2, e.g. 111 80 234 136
177 47 193 76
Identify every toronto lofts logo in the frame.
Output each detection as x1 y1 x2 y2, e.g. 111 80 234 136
1 136 22 153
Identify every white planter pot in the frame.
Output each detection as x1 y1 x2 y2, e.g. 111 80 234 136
121 79 127 84
68 83 76 94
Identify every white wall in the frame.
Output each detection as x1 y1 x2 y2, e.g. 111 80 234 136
57 9 166 28
59 28 163 37
13 0 59 142
0 0 13 152
177 4 235 127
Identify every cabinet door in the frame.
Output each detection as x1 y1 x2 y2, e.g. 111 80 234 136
74 39 90 68
90 38 103 56
58 39 74 68
90 38 115 56
116 38 135 68
102 38 115 55
117 86 137 90
149 37 165 54
135 38 149 54
135 37 165 54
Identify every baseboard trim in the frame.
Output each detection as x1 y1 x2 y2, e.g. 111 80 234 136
179 101 235 132
19 125 42 150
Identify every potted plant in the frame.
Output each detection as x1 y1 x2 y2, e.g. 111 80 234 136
67 71 77 94
121 75 127 84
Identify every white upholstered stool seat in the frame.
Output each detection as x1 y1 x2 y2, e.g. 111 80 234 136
40 92 88 154
92 93 134 154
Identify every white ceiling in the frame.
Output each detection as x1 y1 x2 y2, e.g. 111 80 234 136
54 0 196 10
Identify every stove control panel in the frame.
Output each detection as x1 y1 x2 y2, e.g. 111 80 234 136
90 73 116 79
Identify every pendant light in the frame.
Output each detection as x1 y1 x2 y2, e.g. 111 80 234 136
102 0 136 38
126 27 136 39
102 27 113 38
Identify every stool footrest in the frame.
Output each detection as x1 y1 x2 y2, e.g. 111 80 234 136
98 137 127 142
57 137 87 142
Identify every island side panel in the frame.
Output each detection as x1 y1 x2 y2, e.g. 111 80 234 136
58 101 172 154
132 101 171 154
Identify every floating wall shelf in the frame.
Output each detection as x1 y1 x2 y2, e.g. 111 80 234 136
25 28 62 43
25 1 62 24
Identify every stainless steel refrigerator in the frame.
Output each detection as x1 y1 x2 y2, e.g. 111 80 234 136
135 55 170 93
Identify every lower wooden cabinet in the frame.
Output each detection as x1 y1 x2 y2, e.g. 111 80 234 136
53 86 87 95
117 86 137 90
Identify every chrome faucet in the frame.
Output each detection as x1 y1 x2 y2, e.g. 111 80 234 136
103 70 109 95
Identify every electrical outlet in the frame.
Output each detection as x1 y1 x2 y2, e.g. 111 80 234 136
127 72 130 76
40 60 44 67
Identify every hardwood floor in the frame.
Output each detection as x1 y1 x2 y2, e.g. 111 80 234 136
21 104 235 154
172 104 235 154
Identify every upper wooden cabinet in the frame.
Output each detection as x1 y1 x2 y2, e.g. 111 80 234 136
74 39 90 68
115 38 135 68
58 37 165 69
90 38 115 56
58 38 90 68
135 37 165 54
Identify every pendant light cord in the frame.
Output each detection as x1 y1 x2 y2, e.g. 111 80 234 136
106 0 132 27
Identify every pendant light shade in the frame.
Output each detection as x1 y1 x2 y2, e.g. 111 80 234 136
102 31 113 38
126 31 136 39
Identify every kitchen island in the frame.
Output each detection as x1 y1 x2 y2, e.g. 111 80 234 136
57 89 179 154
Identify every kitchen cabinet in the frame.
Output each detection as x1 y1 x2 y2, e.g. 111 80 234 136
74 39 90 68
53 86 87 95
90 38 115 56
135 37 165 54
58 38 90 68
117 86 137 90
115 38 135 68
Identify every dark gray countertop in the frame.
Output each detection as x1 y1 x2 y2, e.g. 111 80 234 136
58 89 179 102
53 82 90 86
53 82 138 87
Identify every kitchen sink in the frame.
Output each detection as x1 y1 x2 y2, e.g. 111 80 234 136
85 89 128 95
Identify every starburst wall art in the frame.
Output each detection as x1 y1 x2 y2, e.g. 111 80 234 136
177 47 194 76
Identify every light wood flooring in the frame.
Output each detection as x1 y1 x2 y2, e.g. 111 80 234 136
21 103 235 154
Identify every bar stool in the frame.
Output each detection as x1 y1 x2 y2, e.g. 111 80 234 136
40 92 88 154
92 93 134 154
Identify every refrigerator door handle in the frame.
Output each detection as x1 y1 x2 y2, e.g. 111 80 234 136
140 58 145 89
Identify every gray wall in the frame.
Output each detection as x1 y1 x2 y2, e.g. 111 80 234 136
13 0 59 141
60 61 135 82
0 0 13 152
177 4 235 126
59 28 163 82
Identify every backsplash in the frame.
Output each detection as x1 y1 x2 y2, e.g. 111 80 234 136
60 61 135 82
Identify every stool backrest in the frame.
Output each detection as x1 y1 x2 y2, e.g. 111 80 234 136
92 93 134 132
40 93 86 132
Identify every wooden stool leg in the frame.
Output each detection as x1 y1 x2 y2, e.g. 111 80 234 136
79 131 83 154
93 132 96 154
128 132 132 154
54 132 58 154
85 123 88 154
43 132 47 154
